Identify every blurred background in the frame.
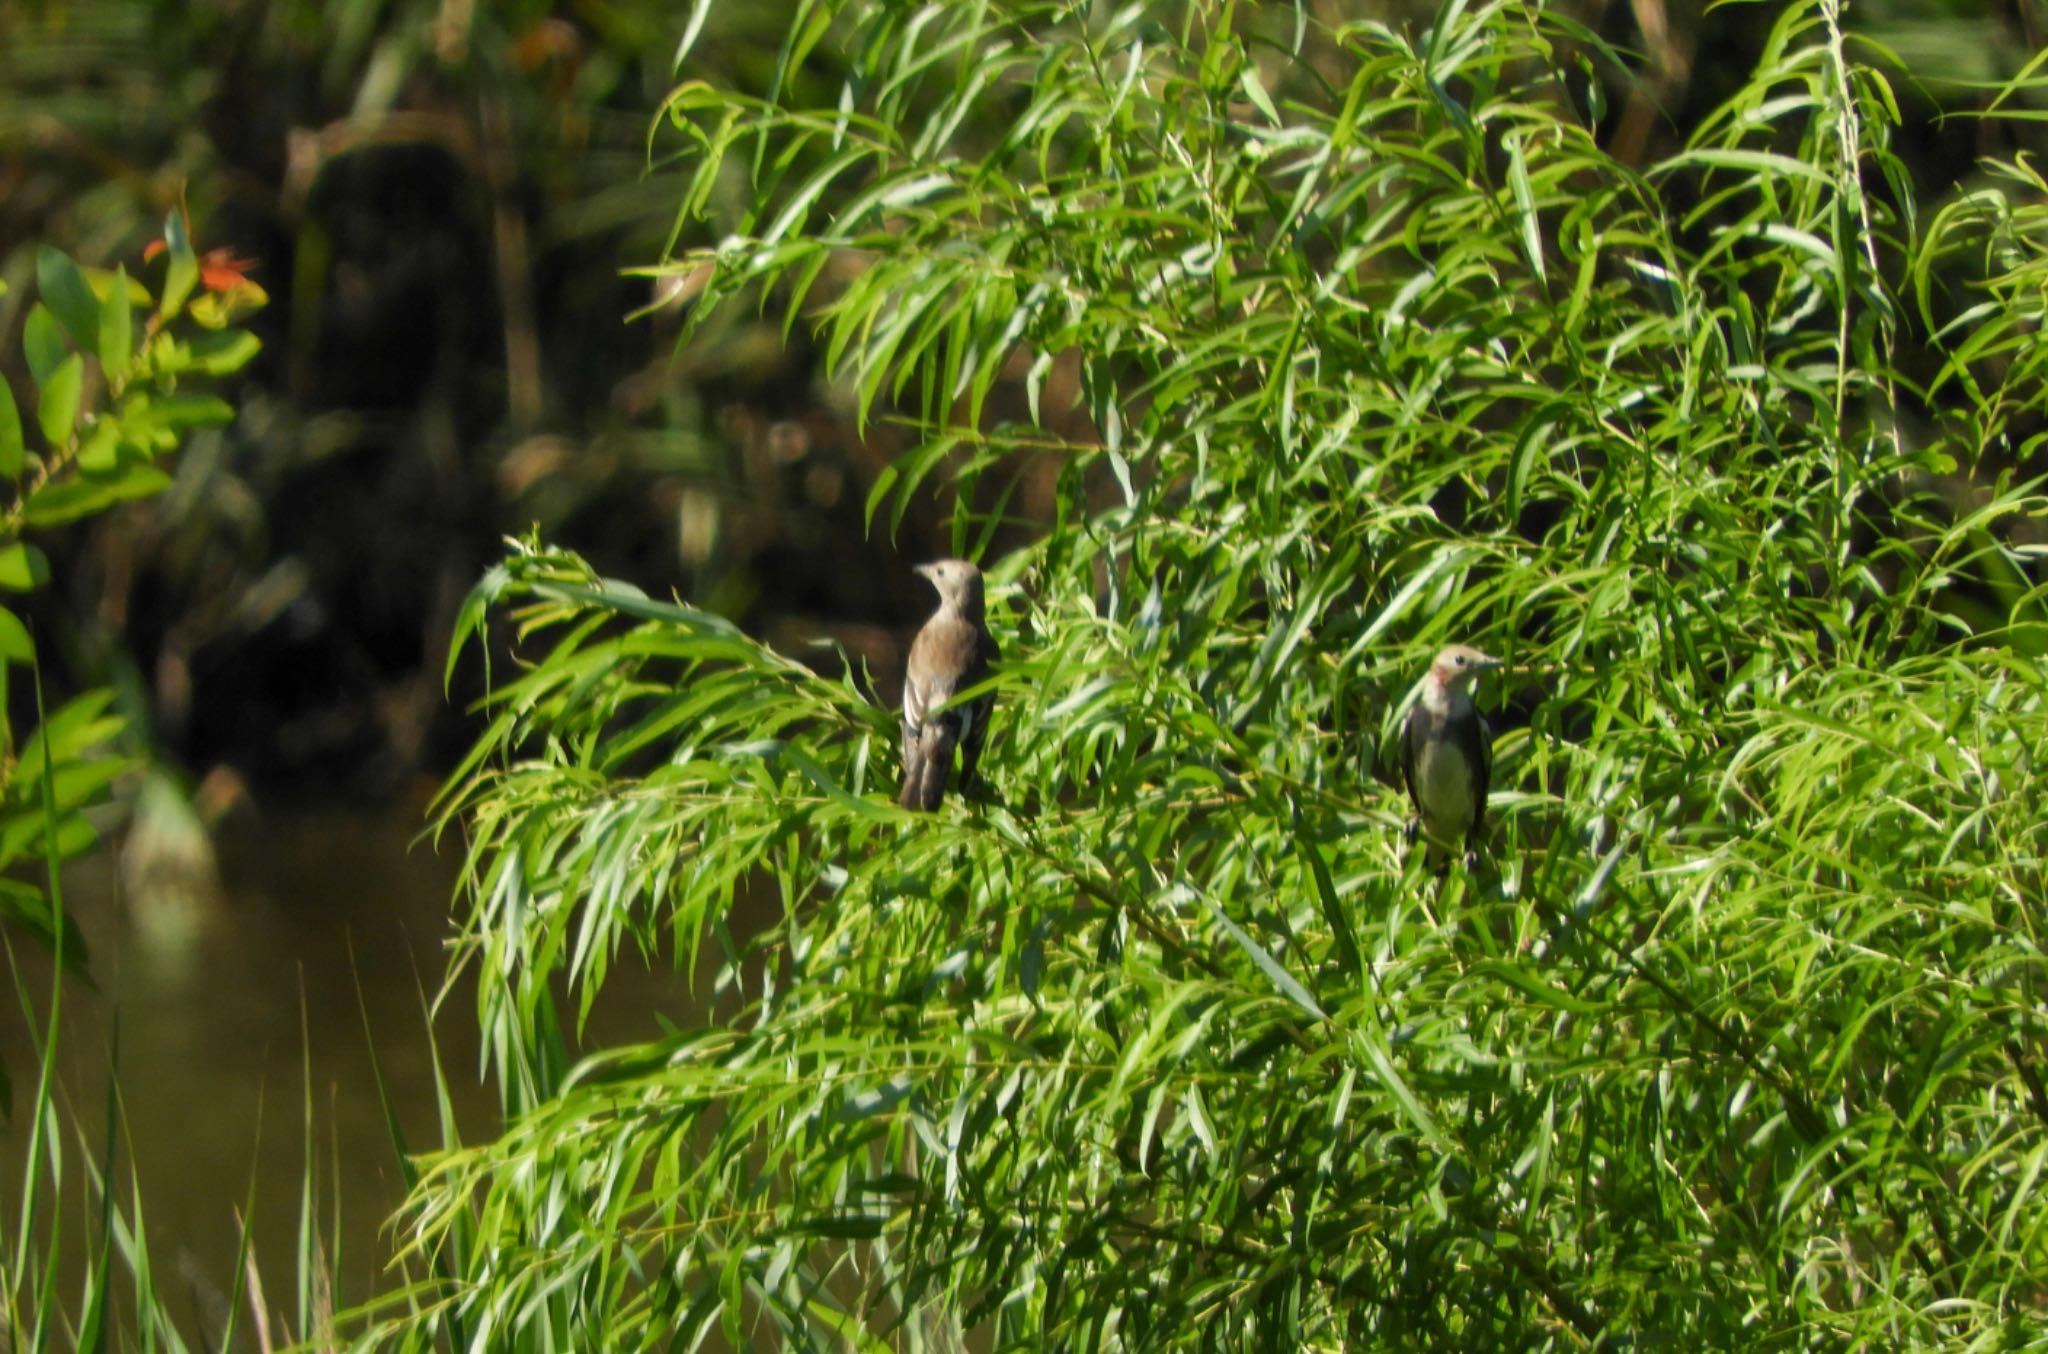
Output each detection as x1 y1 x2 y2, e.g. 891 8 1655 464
0 0 2041 1336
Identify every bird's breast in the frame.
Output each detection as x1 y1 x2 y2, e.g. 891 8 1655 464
1415 737 1476 832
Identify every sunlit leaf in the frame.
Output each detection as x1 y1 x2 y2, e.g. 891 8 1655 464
27 463 175 526
0 606 34 664
24 304 66 386
99 263 134 384
0 543 52 592
36 354 83 449
185 328 262 375
186 278 268 330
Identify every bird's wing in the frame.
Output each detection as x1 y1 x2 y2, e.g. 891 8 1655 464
901 639 943 729
905 620 979 730
961 629 996 734
967 624 997 697
901 680 926 731
1468 707 1494 835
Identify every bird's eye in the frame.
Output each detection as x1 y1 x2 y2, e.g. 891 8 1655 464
1454 655 1466 667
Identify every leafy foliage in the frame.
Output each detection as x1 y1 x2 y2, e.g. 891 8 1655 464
0 220 263 975
374 2 2048 1347
1 217 266 1352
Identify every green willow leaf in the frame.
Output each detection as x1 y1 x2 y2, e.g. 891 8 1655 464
1191 883 1325 1021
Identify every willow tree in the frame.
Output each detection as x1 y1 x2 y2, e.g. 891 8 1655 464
361 2 2048 1347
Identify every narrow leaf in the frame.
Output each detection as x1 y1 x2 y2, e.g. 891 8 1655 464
1193 884 1327 1021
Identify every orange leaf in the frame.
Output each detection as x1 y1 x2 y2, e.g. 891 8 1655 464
198 248 258 292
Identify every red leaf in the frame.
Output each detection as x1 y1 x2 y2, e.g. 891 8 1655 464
198 248 258 292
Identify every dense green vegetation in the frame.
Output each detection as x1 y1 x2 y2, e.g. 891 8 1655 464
329 0 2048 1348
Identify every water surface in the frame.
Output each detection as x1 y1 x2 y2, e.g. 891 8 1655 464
2 803 689 1341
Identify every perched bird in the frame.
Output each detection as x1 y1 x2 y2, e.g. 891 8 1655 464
1400 644 1502 870
899 559 998 811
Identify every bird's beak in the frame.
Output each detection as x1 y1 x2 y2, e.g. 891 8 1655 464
1475 653 1504 669
913 563 938 584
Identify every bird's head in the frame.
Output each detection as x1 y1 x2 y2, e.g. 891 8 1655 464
914 559 986 617
1429 643 1501 693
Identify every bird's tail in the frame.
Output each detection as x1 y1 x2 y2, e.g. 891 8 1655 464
899 719 961 811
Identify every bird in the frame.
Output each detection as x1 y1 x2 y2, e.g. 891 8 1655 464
1400 644 1502 870
899 559 998 811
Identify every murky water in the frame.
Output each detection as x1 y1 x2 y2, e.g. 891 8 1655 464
1 802 691 1341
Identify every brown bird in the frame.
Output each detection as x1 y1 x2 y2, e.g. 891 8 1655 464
1400 644 1501 870
899 559 998 811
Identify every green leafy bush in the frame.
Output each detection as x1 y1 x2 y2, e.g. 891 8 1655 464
0 219 261 977
1 216 265 1350
376 2 2048 1347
